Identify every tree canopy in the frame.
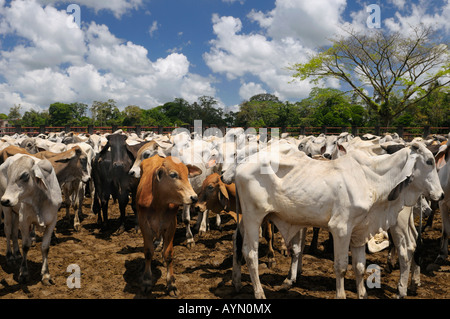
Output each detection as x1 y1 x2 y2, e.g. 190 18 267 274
291 24 450 126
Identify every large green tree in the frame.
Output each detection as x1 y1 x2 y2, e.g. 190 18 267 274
291 24 450 126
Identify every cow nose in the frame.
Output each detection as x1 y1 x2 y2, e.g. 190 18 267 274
129 170 135 176
440 193 445 201
190 195 198 204
323 153 332 159
1 199 11 207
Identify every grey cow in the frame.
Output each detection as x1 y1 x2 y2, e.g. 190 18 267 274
0 154 62 285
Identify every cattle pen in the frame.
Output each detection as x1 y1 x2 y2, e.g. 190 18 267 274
0 127 449 301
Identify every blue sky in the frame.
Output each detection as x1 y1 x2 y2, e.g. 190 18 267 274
0 0 448 115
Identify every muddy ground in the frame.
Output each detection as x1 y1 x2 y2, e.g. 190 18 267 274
1 198 450 300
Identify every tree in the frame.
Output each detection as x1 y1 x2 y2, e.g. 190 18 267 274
21 110 50 127
301 88 366 127
122 105 142 126
90 99 122 126
291 24 450 126
8 104 22 124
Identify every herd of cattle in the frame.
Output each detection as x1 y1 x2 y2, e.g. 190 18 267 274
0 127 449 299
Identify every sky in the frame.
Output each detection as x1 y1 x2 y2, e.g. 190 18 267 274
0 0 449 115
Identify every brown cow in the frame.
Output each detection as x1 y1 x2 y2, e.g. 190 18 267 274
136 155 201 296
194 173 276 267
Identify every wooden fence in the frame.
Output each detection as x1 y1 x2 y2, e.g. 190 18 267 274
0 124 448 141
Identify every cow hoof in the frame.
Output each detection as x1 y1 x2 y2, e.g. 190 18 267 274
41 275 54 286
267 258 276 269
167 286 178 298
18 272 29 284
141 281 153 294
279 279 293 291
186 239 195 249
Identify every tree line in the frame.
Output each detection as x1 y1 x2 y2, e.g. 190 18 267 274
2 24 449 131
2 87 449 130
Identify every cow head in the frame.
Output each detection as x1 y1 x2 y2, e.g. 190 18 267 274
154 156 202 206
388 142 444 205
195 173 229 213
129 140 169 178
1 155 61 208
54 146 90 184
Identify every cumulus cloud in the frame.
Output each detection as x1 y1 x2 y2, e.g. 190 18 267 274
203 12 328 102
38 0 144 18
0 0 215 113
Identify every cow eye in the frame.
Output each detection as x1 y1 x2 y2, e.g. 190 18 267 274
426 159 433 166
169 172 178 179
143 152 150 159
207 185 214 190
20 172 30 182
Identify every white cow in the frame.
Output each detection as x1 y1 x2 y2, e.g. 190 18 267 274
435 138 450 263
0 154 62 285
230 142 444 299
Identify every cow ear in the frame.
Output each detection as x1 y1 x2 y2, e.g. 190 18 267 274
187 164 202 178
337 143 347 156
320 145 326 154
388 175 413 201
33 164 49 192
156 168 164 181
435 144 449 170
218 182 229 200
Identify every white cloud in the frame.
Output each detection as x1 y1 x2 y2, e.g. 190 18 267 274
204 13 318 101
38 0 144 18
148 20 158 37
239 82 266 101
0 0 216 113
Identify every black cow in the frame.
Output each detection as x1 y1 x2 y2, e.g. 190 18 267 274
92 133 148 232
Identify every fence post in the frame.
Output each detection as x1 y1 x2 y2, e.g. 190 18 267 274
321 125 327 134
423 125 430 138
374 126 380 136
135 125 142 136
300 126 306 135
352 125 358 136
88 125 94 135
15 125 21 134
39 125 46 135
397 126 404 138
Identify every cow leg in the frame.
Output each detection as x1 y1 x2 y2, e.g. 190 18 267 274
351 245 367 299
162 213 178 297
242 215 266 299
261 218 275 268
18 220 32 283
436 201 450 263
140 219 155 293
182 204 194 249
331 233 351 299
117 194 129 233
232 221 244 293
281 228 305 290
100 196 109 230
3 208 20 265
40 216 57 285
409 258 421 296
310 227 320 254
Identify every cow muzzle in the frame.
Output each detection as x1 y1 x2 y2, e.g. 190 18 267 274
1 197 14 207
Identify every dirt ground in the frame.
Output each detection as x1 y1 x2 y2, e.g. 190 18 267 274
1 198 450 300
